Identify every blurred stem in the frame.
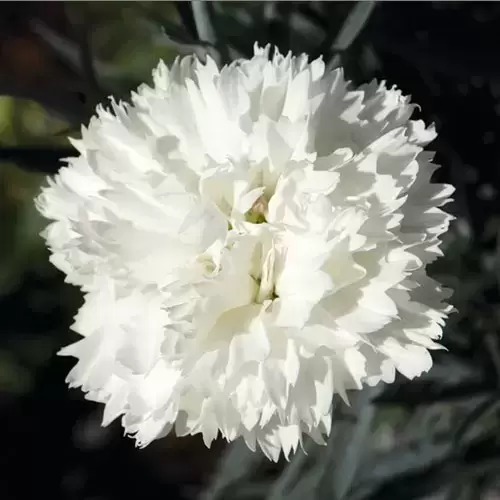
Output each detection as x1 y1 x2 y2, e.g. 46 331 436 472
191 0 216 45
332 1 376 51
325 1 376 71
174 1 199 40
264 2 294 53
201 440 263 500
138 2 213 48
317 386 382 500
267 439 316 500
191 0 221 65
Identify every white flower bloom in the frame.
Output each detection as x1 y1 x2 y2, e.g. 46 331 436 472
36 44 454 461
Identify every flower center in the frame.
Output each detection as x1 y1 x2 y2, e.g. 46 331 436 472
253 241 277 304
245 195 268 224
253 277 278 304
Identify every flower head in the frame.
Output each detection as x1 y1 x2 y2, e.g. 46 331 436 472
36 44 454 461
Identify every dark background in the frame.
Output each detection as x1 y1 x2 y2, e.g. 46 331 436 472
1 2 500 500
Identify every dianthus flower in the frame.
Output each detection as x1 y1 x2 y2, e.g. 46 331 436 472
36 44 454 461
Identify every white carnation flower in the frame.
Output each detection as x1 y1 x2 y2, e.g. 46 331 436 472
36 44 454 461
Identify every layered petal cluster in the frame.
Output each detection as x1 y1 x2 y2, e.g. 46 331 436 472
36 44 454 461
